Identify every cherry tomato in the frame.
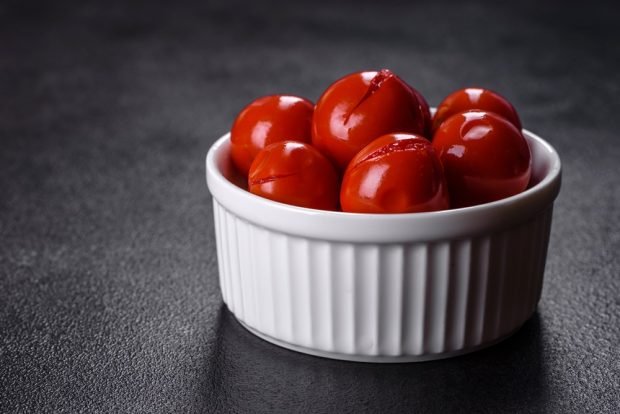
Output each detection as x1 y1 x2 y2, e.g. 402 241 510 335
231 95 314 175
248 141 340 210
312 69 427 170
340 133 449 213
432 111 532 208
432 87 522 133
410 86 432 139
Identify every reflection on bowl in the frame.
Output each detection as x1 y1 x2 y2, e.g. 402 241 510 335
205 129 561 362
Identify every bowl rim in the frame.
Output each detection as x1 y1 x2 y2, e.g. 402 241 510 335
206 129 561 242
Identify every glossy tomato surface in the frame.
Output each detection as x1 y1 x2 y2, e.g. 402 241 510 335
340 133 449 213
312 69 426 170
231 95 314 175
432 87 522 133
248 141 339 210
432 111 532 208
410 86 432 139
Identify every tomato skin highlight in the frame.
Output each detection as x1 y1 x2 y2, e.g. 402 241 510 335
231 95 314 175
432 111 532 208
312 69 427 170
340 133 450 214
432 87 522 134
248 141 340 210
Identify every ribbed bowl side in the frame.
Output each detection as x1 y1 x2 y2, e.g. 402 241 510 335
213 199 553 358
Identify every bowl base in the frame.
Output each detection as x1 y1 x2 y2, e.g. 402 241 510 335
237 318 523 363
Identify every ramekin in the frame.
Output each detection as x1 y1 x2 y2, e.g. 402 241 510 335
205 129 561 362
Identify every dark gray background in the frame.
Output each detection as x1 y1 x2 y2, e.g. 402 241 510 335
1 0 619 412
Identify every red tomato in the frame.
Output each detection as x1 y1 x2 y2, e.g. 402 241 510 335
410 86 432 139
248 141 340 210
231 95 314 175
340 133 449 213
432 111 532 208
432 87 522 133
312 69 427 170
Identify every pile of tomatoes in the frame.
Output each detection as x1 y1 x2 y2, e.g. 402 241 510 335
229 69 532 213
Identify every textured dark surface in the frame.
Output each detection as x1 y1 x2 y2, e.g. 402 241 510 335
1 0 619 412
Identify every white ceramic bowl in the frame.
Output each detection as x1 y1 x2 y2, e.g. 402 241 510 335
205 129 561 362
